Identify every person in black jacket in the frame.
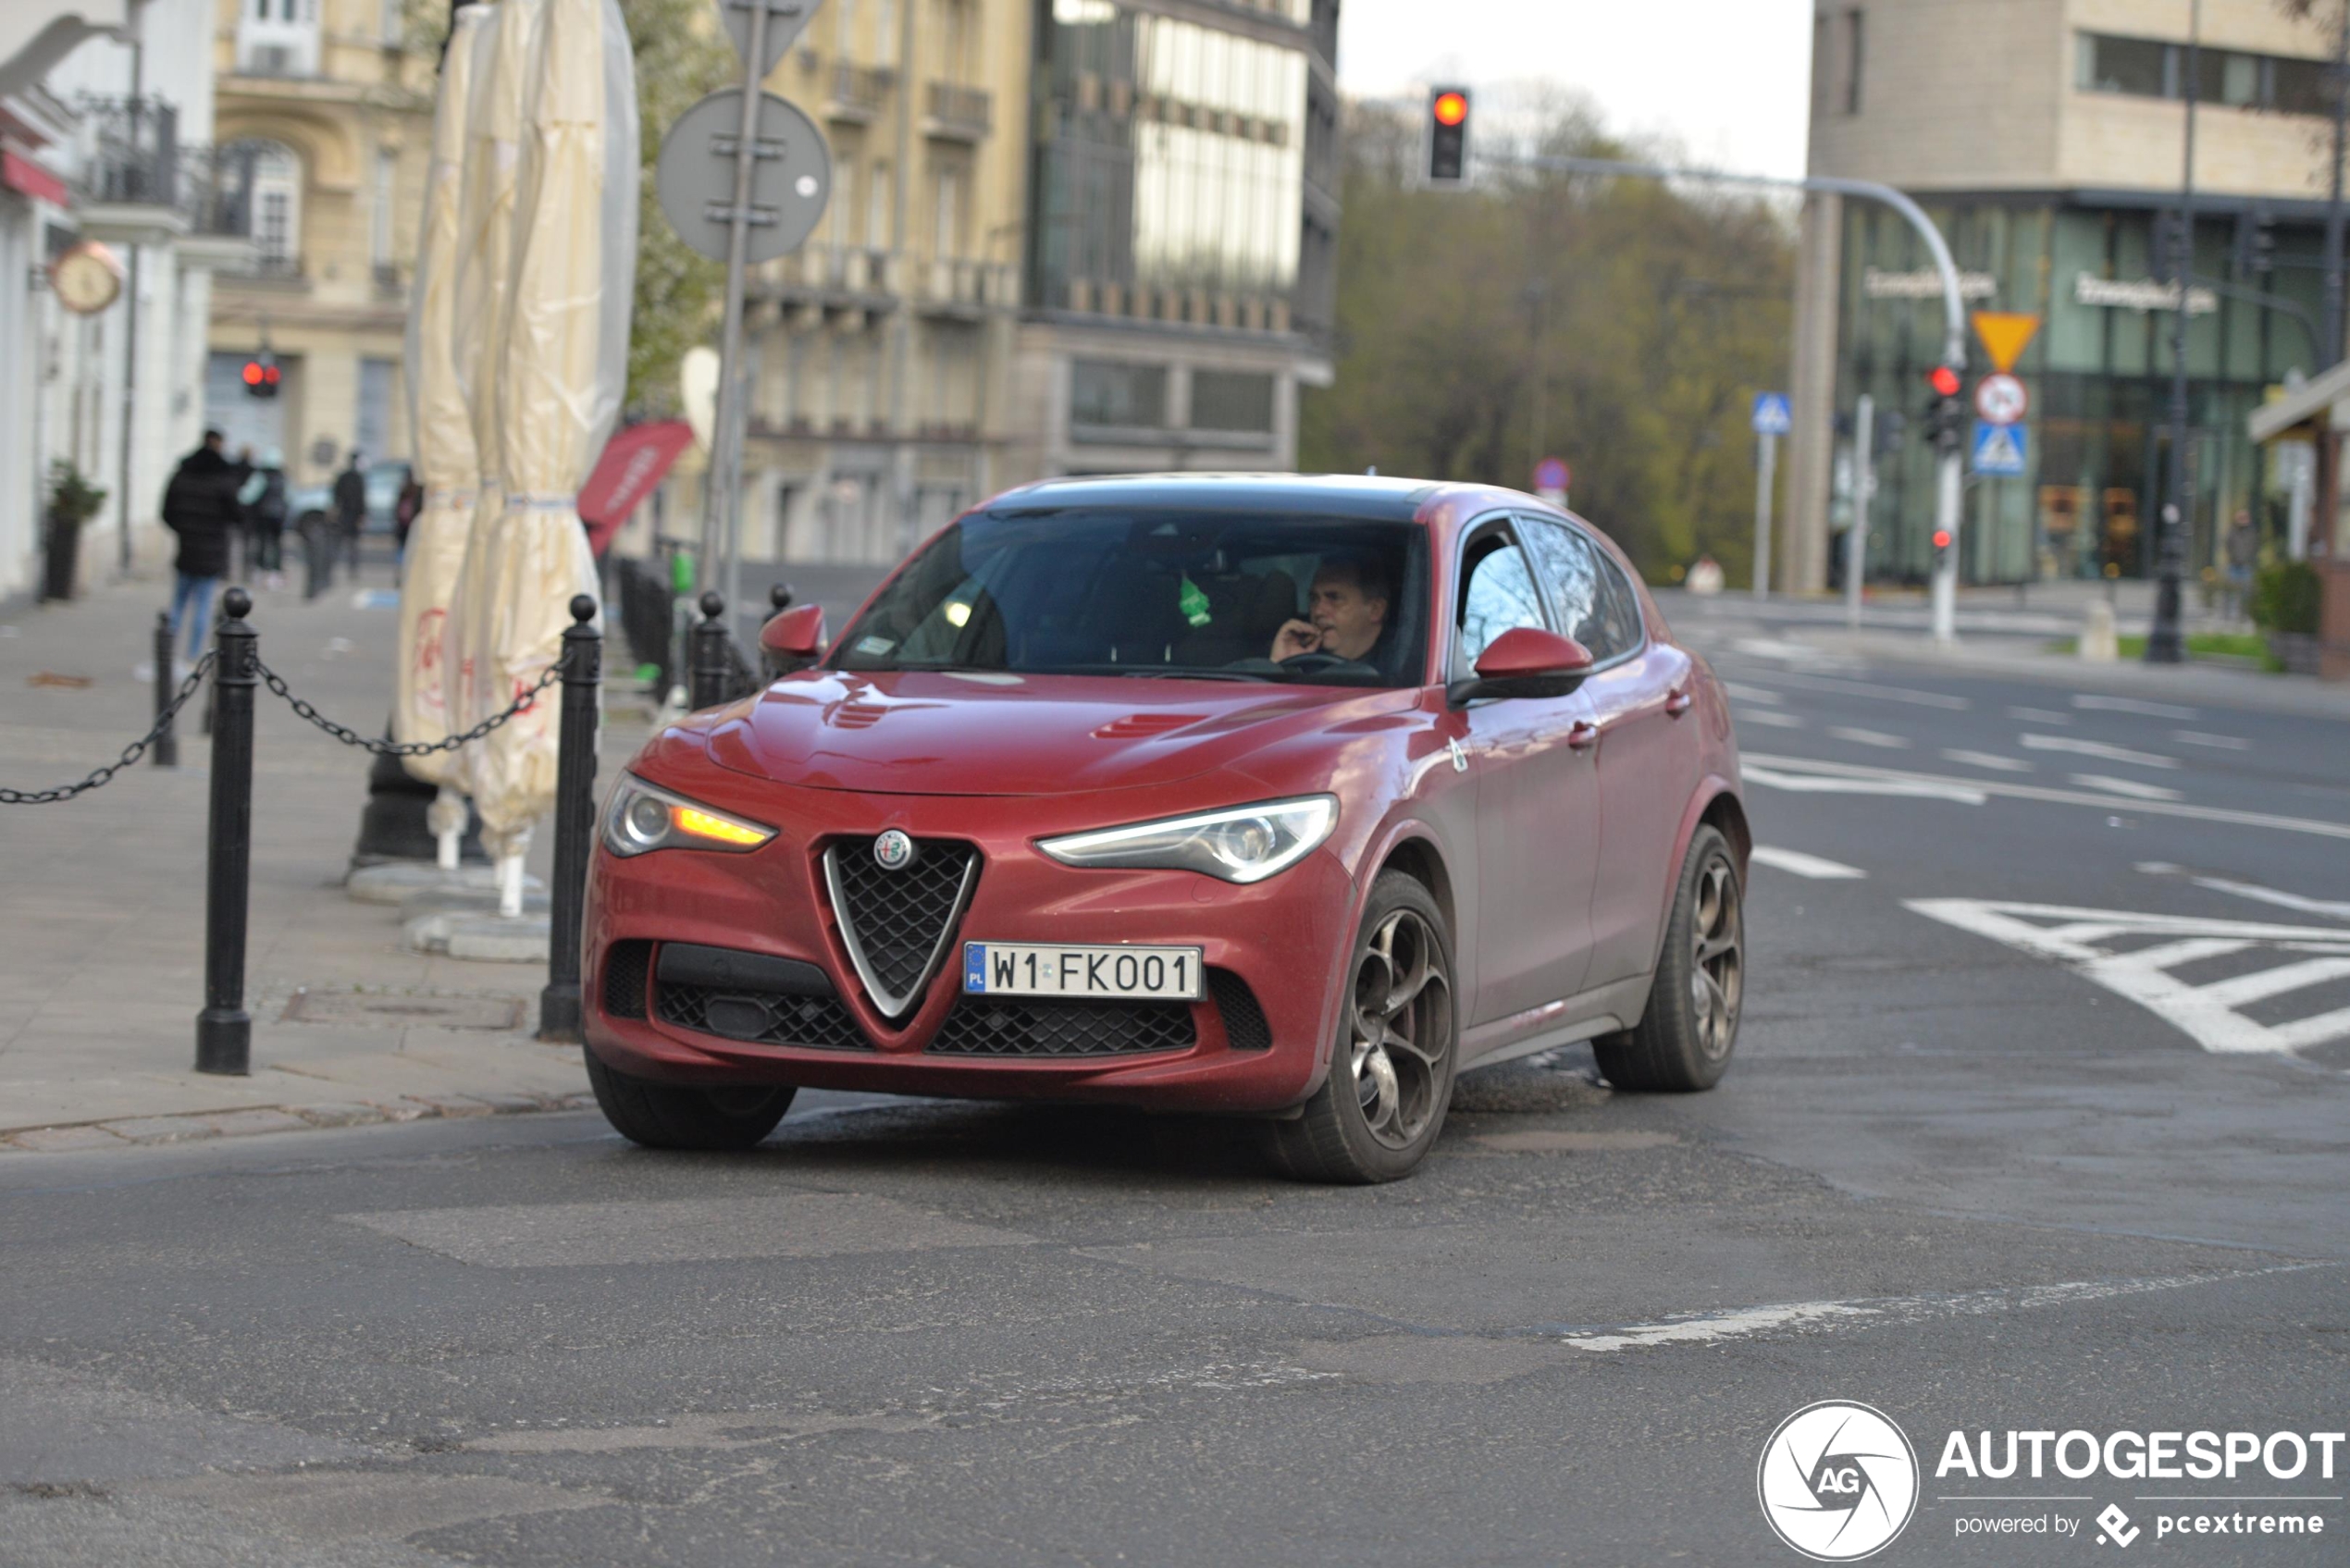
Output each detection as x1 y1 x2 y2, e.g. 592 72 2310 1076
161 430 251 663
244 448 290 589
332 451 367 580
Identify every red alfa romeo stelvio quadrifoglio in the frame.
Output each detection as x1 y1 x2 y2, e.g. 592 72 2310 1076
582 474 1748 1181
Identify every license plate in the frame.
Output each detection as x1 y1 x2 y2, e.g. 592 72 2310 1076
962 943 1205 1000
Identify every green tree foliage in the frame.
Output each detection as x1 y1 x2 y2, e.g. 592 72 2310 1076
1299 101 1795 584
415 0 730 413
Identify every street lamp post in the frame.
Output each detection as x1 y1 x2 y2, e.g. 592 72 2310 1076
2148 0 2202 666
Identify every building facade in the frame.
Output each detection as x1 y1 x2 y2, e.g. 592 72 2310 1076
714 0 1340 566
1787 0 2342 592
2 0 249 599
204 0 434 489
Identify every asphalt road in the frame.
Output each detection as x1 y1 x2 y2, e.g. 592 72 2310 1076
4 624 2347 1567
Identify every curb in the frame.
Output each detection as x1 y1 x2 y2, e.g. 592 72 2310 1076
0 1090 596 1154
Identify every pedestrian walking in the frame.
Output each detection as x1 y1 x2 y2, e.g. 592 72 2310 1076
333 450 368 580
2223 508 2257 625
160 430 251 666
246 448 290 589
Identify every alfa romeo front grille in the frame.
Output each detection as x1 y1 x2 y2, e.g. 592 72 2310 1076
928 995 1197 1058
823 836 980 1019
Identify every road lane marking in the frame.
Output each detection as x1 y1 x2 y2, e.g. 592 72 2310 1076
1724 682 1783 704
2173 730 2251 751
2019 734 2180 769
1742 752 2350 841
1904 898 2350 1055
2068 773 2185 802
2010 706 2070 724
1544 1266 2330 1352
2138 868 2350 923
1828 725 1911 749
1741 762 1985 804
1942 748 2034 773
1742 671 1971 709
1750 846 1867 880
2075 694 2198 719
1736 709 1806 728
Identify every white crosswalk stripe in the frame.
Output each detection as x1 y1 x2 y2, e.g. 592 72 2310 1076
1905 899 2350 1057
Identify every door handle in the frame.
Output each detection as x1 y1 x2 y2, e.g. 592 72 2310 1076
1664 688 1695 718
1566 721 1600 750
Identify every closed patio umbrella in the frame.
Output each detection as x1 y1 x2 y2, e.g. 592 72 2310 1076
465 0 637 915
393 1 494 869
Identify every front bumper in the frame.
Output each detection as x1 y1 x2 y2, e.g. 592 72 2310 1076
581 761 1355 1115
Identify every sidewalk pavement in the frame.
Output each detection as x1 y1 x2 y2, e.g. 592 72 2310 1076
0 560 661 1153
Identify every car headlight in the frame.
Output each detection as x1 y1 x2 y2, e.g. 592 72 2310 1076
600 774 776 858
1037 796 1337 883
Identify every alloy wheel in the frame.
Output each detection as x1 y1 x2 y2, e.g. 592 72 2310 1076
1687 854 1743 1060
1349 907 1453 1150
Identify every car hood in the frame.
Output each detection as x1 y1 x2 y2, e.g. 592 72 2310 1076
699 669 1413 796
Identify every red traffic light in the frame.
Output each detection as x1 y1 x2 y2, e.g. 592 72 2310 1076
242 361 264 386
1927 365 1962 398
1432 91 1468 127
1932 530 1952 549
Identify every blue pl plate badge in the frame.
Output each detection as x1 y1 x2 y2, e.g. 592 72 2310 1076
963 944 986 993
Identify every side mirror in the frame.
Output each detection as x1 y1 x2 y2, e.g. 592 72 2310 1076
760 602 825 673
1447 626 1593 705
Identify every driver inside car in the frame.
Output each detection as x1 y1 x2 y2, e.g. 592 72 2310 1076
1269 556 1391 663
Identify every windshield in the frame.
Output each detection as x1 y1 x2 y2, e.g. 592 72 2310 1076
831 510 1429 687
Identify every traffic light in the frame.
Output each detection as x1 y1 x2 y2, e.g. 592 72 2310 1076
1427 86 1470 185
1923 364 1964 451
241 352 280 400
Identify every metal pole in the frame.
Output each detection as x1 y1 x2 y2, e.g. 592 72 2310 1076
151 611 178 768
116 55 144 577
1753 430 1777 599
704 0 773 654
2326 0 2348 367
195 587 256 1075
538 595 601 1043
689 590 731 710
1847 393 1874 633
2149 0 2201 666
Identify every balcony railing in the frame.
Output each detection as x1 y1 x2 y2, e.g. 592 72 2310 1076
923 82 990 140
829 63 893 121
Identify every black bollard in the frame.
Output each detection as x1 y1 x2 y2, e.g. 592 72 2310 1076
687 590 730 710
152 611 179 769
303 519 328 600
760 583 796 681
538 596 601 1043
195 588 257 1076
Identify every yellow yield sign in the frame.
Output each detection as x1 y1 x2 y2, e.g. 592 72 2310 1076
1971 311 2041 375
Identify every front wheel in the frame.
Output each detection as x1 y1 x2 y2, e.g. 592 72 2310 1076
585 1048 795 1151
1268 871 1458 1183
1592 824 1744 1092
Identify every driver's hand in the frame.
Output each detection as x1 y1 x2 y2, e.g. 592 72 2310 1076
1270 620 1320 660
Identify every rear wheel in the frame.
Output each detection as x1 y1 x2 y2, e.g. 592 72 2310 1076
1268 871 1458 1183
585 1048 795 1151
1592 825 1743 1092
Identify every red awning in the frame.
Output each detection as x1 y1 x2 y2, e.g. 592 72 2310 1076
576 420 694 557
2 149 69 207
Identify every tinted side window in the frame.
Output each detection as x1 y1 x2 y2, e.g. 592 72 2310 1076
1521 517 1642 661
1456 535 1547 669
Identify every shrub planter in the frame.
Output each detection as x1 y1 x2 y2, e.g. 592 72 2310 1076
40 510 81 601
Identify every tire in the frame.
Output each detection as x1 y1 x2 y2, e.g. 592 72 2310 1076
1592 825 1744 1093
1268 870 1459 1183
585 1047 795 1151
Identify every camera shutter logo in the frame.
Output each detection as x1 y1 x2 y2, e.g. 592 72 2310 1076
1756 1401 1919 1561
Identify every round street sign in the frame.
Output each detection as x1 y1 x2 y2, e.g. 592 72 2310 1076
1974 372 2028 426
655 89 833 266
1533 456 1570 492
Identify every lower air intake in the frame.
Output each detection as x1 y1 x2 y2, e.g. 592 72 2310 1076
928 995 1197 1058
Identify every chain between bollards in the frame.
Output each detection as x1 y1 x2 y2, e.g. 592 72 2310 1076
152 611 179 769
195 587 258 1076
538 596 601 1043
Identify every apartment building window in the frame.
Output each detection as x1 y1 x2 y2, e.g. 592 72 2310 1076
370 148 397 272
239 0 319 75
867 163 891 249
357 358 395 462
246 141 303 270
1071 361 1167 430
836 0 857 57
2078 32 2332 115
1843 8 1864 115
1190 370 1274 434
934 167 962 258
875 0 897 64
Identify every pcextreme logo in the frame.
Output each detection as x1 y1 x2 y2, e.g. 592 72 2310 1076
1758 1401 1922 1562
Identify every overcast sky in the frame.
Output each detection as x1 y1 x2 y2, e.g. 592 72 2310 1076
1335 0 1815 179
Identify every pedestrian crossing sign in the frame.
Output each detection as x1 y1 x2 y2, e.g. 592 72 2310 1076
1971 420 2027 476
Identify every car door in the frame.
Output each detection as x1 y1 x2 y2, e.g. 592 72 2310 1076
1518 514 1696 989
1446 518 1603 1028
